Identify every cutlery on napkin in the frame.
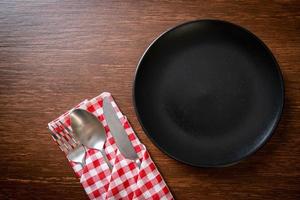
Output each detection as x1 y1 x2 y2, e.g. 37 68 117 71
48 92 174 200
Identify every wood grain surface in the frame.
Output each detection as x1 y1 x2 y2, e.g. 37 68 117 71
0 0 299 199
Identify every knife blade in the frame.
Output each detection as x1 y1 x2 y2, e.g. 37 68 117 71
103 97 139 161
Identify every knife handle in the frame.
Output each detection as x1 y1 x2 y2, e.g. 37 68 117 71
135 159 141 168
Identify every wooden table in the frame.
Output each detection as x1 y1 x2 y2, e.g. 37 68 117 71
0 1 299 199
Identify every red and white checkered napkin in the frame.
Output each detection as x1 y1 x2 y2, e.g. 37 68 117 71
48 92 174 200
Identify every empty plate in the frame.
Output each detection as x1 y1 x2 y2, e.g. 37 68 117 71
133 20 284 167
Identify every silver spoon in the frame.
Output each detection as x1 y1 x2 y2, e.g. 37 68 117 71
70 109 113 170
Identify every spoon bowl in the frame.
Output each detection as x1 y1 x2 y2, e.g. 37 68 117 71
70 109 113 170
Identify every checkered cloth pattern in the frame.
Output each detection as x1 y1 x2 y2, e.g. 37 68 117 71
48 92 174 200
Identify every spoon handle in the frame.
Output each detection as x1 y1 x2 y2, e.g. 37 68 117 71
100 149 113 170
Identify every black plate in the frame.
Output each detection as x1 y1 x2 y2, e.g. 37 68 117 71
133 20 284 167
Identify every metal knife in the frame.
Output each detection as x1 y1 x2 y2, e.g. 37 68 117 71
103 97 141 167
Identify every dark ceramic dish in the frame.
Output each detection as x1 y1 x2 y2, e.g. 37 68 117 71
133 20 284 167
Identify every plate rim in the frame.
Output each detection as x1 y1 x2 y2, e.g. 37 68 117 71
132 19 285 167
